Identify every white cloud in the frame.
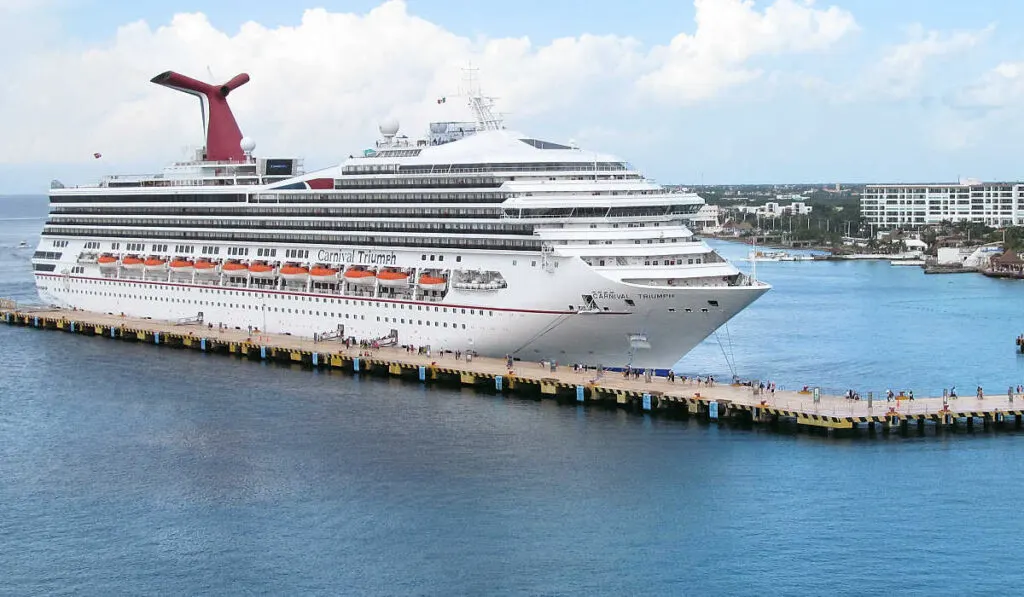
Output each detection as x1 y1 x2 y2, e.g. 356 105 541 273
867 23 993 100
926 60 1024 151
0 0 861 177
637 0 858 102
951 60 1024 112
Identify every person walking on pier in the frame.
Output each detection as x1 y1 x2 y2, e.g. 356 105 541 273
950 386 957 398
977 386 984 400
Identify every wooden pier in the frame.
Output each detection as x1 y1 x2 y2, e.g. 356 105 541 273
3 305 1024 438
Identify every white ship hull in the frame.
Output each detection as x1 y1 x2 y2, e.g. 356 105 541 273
34 242 766 368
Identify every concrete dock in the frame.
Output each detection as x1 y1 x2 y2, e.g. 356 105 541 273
4 304 1023 437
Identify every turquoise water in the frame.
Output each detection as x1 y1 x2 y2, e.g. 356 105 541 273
3 195 1024 596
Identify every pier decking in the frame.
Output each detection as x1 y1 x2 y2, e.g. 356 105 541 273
3 305 1023 437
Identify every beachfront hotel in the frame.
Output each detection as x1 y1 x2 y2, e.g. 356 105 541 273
861 181 1024 229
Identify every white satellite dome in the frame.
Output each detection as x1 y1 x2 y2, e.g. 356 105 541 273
240 137 256 153
379 119 400 136
429 122 448 134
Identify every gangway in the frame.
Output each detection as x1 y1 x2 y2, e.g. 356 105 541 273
315 324 345 342
174 312 204 326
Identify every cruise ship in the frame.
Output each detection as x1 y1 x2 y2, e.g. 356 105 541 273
33 70 769 368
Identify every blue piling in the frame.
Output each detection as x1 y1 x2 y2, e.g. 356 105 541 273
34 317 39 327
110 327 116 338
154 332 160 345
312 352 319 367
642 393 651 411
353 358 360 372
260 346 267 360
70 322 75 333
576 385 585 402
201 338 207 351
495 375 503 391
419 366 426 382
709 401 719 420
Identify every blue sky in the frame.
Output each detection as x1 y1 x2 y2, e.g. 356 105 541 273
2 0 1023 192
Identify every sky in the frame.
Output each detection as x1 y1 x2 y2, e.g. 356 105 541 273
1 0 1023 193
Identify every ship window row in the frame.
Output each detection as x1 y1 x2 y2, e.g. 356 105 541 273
252 191 506 204
32 251 62 260
51 205 505 218
227 246 249 256
42 228 544 251
49 193 248 204
45 217 534 235
393 161 628 175
504 204 701 218
334 177 501 190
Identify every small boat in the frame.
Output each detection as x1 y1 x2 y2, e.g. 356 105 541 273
344 267 376 286
248 263 277 279
418 274 447 291
194 259 219 276
144 257 167 271
310 265 340 281
221 261 249 275
280 264 310 282
376 269 410 287
121 256 145 270
18 241 28 249
97 255 118 268
169 258 194 273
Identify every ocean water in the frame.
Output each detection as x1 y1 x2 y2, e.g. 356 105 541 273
3 194 1024 596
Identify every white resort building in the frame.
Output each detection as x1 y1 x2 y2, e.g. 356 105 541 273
861 181 1024 229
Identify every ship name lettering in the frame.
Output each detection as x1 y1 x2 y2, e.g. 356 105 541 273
638 293 675 300
357 250 397 265
592 290 628 300
317 249 354 262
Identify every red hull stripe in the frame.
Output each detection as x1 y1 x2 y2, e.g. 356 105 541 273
35 273 631 316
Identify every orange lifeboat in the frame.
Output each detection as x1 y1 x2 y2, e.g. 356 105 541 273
169 258 194 273
194 259 219 276
121 256 144 270
248 263 277 279
310 265 339 281
418 274 447 292
376 269 410 288
144 257 167 271
344 267 376 286
280 264 310 282
97 255 118 269
222 261 249 276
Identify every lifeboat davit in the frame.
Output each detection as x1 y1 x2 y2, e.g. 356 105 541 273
248 263 277 279
169 259 194 273
376 269 410 288
418 274 447 292
280 265 310 282
194 259 219 276
97 255 118 269
222 261 249 276
144 257 167 271
344 267 376 286
310 266 340 281
121 256 144 271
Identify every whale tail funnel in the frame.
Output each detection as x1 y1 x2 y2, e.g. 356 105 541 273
151 71 250 162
